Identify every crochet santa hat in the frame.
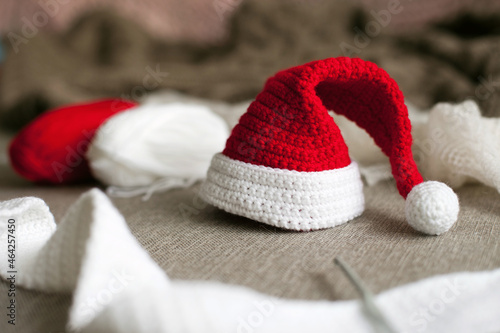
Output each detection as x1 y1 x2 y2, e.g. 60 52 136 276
9 99 137 184
200 57 459 235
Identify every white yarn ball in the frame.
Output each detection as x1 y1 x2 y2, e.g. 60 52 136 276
87 103 229 187
405 181 459 235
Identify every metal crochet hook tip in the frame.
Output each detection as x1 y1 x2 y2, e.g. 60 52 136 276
334 257 397 333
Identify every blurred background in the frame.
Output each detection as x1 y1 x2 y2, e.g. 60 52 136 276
0 0 500 132
2 3 500 333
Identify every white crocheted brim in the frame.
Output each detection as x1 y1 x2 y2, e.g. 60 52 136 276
200 153 365 231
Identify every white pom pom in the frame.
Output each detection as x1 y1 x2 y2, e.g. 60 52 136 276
87 103 229 187
405 181 459 235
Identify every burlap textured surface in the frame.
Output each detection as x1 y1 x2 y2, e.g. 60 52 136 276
0 165 499 332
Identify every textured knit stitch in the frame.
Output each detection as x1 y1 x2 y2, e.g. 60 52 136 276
202 57 459 234
223 57 423 198
330 100 500 194
405 181 459 235
201 153 364 230
0 197 56 289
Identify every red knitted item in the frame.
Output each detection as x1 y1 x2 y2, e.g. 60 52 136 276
224 57 423 198
204 57 459 235
9 99 137 184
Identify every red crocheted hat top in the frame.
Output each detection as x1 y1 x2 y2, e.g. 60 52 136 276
223 57 423 198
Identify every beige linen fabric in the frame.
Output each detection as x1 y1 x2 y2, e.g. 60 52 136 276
0 158 499 332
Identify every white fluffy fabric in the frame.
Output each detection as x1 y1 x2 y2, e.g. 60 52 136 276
86 103 229 188
416 100 500 190
1 190 499 332
143 90 250 129
335 100 500 192
0 197 56 290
